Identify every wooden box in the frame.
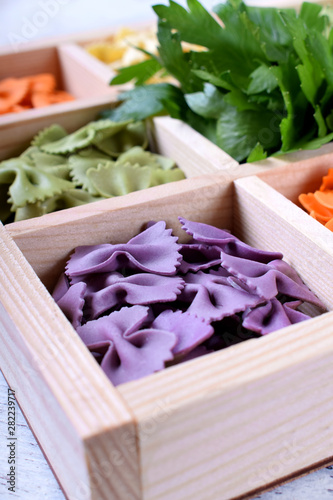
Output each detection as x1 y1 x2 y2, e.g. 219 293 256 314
2 16 333 500
0 42 118 159
0 106 240 232
2 160 333 500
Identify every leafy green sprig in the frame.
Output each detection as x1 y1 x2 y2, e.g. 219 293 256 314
103 0 333 163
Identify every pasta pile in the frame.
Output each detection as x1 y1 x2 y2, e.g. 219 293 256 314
0 73 74 115
54 217 324 386
0 119 185 223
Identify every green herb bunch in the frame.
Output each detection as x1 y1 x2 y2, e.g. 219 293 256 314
102 0 333 163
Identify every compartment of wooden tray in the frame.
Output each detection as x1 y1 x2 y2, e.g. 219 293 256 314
250 152 333 260
0 20 156 87
1 111 241 232
256 151 333 206
1 171 333 500
75 21 157 84
0 43 118 158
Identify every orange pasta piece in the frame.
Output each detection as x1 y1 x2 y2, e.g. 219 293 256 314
0 73 75 115
314 190 333 209
0 101 12 114
0 77 30 112
299 192 333 223
299 169 333 231
325 218 333 231
309 210 332 225
31 90 74 108
29 73 56 93
47 90 75 104
9 104 31 113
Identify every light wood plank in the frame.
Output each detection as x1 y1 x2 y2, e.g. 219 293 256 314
0 224 141 500
0 371 65 499
249 142 333 172
1 368 333 500
256 151 333 204
151 117 239 176
0 46 61 81
58 44 115 98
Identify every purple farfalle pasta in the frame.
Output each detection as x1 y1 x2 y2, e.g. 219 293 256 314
56 282 86 329
242 298 312 335
221 252 323 307
66 221 182 279
53 216 325 387
83 273 184 319
178 269 264 322
151 309 214 356
171 345 213 364
178 243 222 273
77 305 177 386
52 272 70 302
179 217 283 263
282 300 312 323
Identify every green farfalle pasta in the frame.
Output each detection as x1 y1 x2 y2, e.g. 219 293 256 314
0 118 185 224
14 189 105 222
87 161 152 197
40 119 136 155
0 159 73 210
93 121 148 156
117 146 176 170
31 124 68 148
25 149 71 180
41 124 97 155
68 148 112 194
150 167 186 186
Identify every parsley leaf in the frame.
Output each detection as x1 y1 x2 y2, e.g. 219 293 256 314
110 58 163 86
108 0 333 163
101 84 188 122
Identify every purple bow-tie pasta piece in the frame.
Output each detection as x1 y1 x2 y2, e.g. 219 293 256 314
179 217 234 243
66 221 182 279
221 252 324 308
179 217 283 263
178 243 223 273
56 282 87 328
85 273 184 319
52 272 70 302
283 301 313 323
151 309 214 356
179 270 264 322
77 305 177 386
267 260 306 286
70 271 118 289
243 298 311 335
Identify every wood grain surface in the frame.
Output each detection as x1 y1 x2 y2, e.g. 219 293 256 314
1 368 333 500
